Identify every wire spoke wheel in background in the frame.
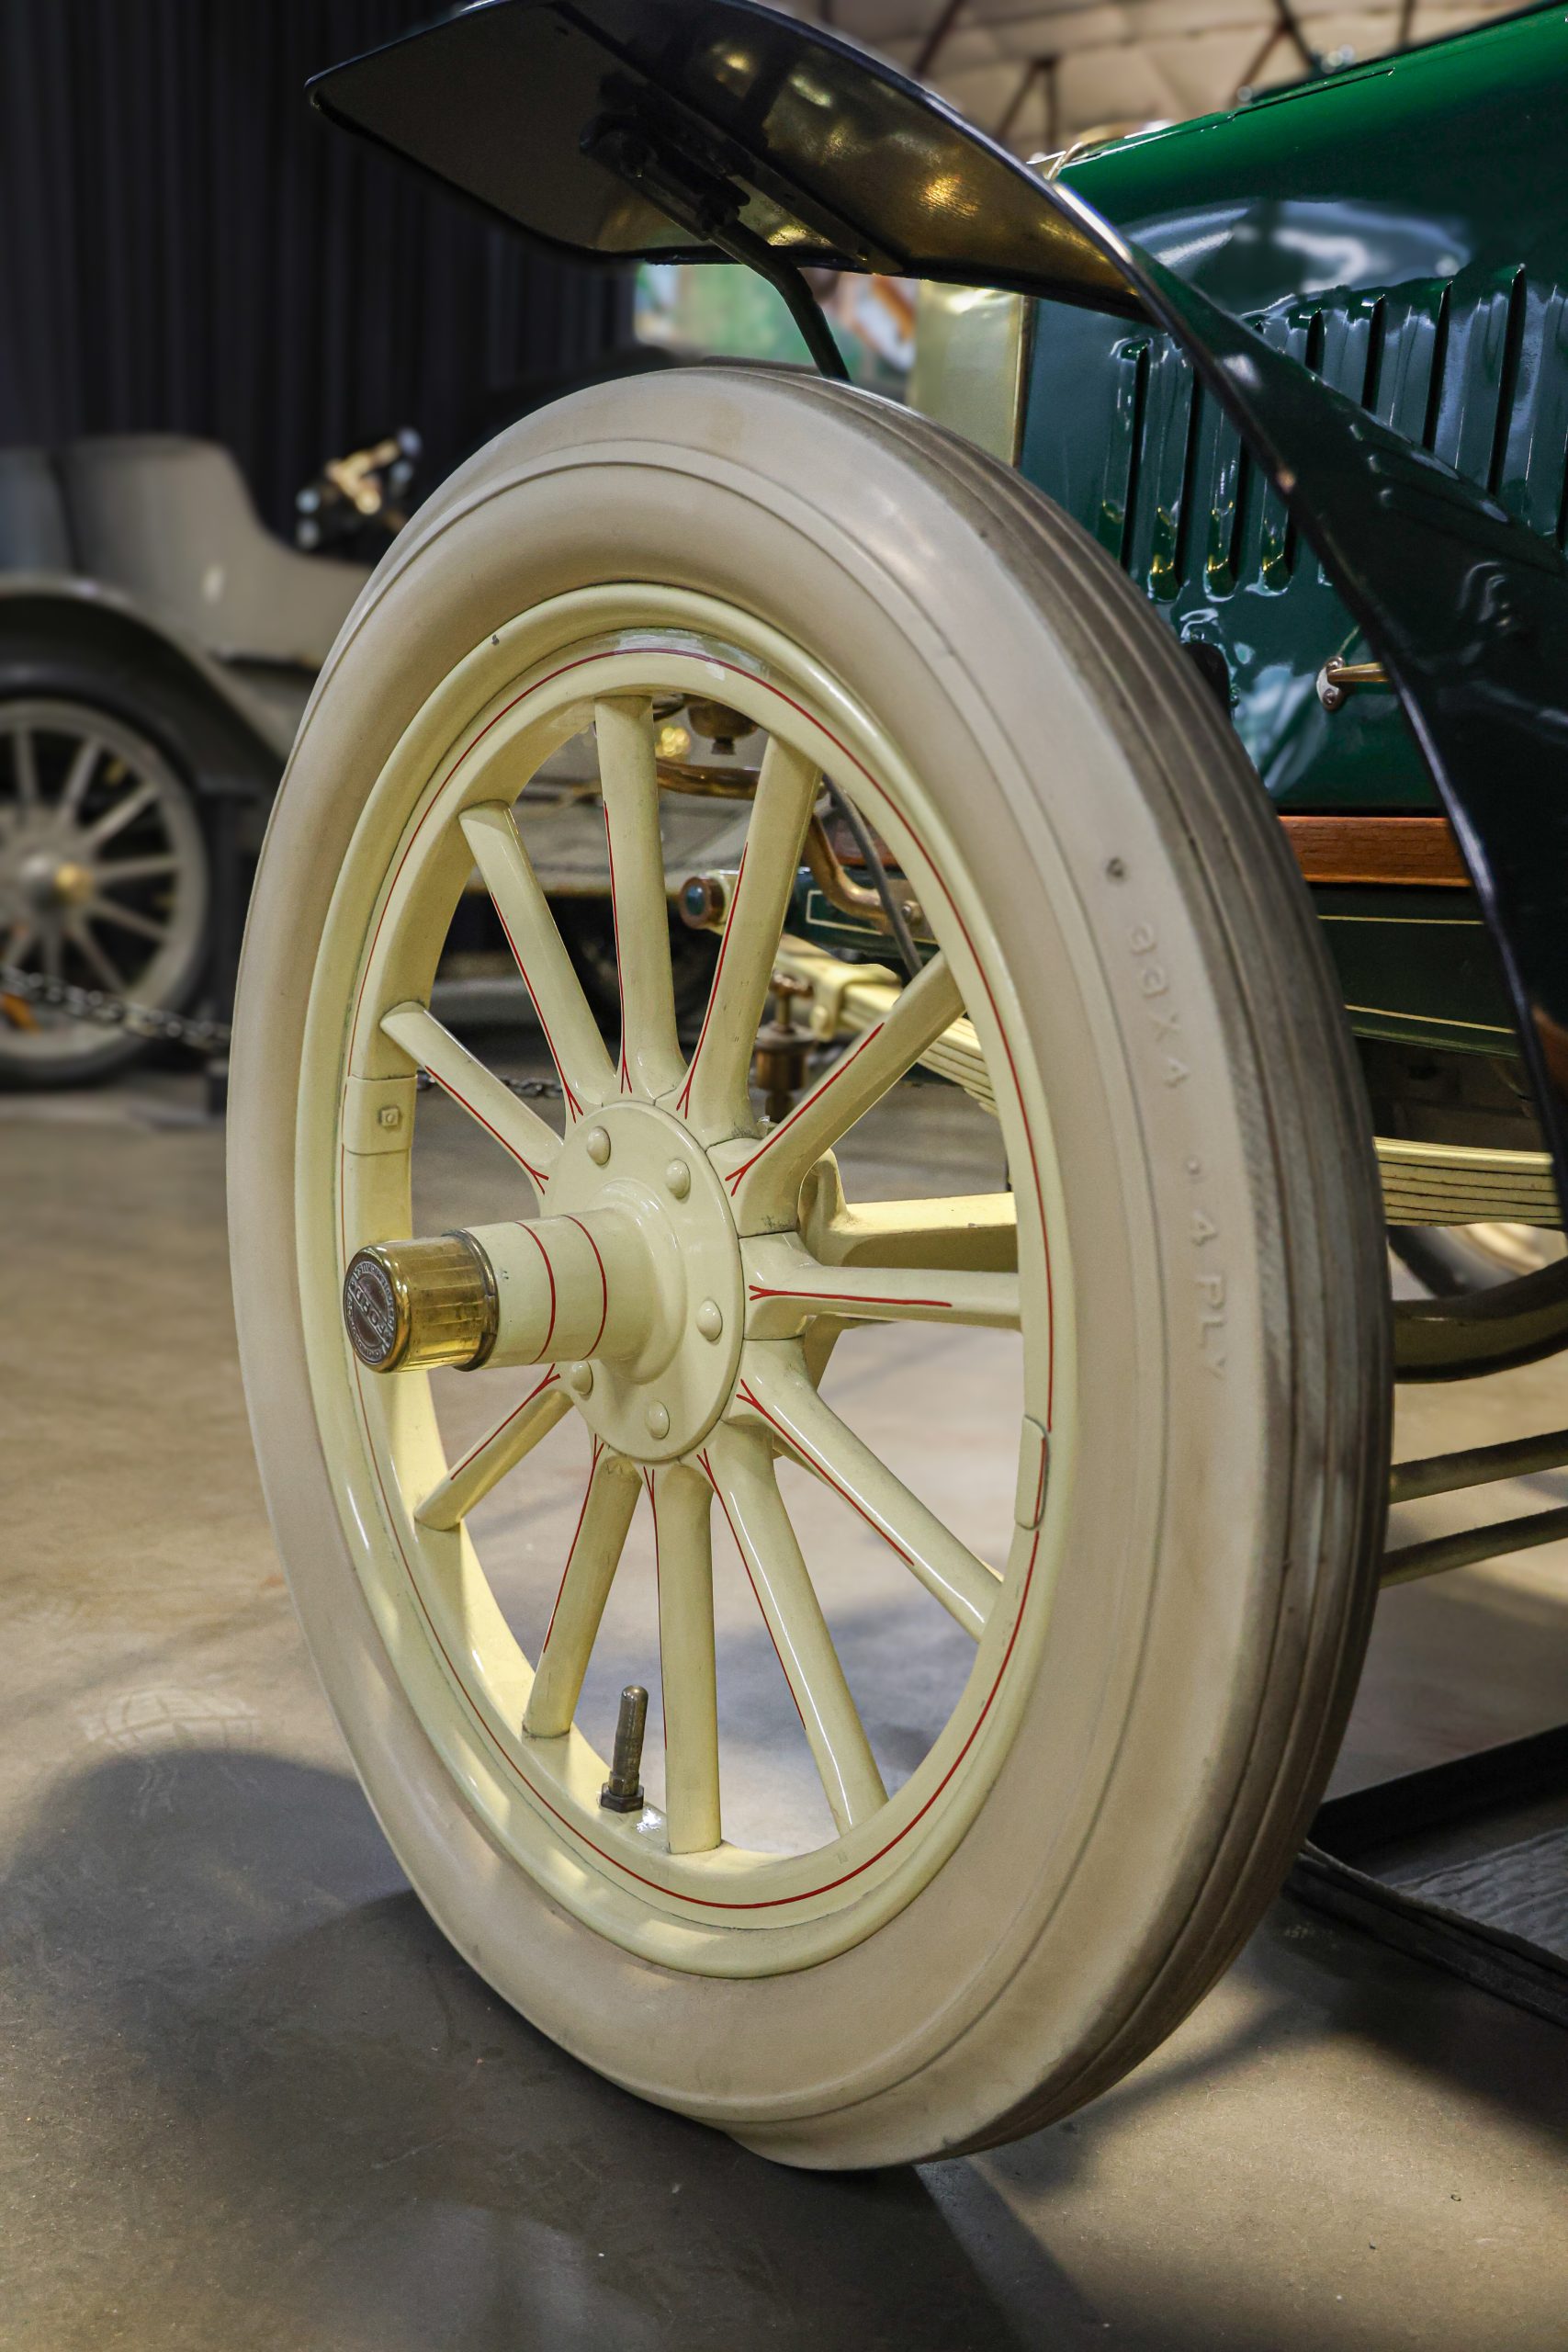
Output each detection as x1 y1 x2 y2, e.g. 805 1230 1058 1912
0 696 209 1084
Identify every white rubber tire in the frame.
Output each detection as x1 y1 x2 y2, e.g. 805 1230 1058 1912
230 368 1390 2168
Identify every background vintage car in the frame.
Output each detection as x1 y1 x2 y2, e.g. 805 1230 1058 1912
0 424 749 1083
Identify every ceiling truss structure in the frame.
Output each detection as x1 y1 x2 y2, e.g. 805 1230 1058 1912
787 0 1522 152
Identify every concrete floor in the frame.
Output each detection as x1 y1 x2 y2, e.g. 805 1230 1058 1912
4 1054 1568 2351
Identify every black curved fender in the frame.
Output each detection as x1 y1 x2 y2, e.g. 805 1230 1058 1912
1052 184 1568 1210
313 0 1568 1203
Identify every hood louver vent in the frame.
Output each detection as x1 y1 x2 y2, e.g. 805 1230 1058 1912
1100 266 1568 603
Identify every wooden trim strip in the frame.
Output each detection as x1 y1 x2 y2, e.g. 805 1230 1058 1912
1281 813 1469 888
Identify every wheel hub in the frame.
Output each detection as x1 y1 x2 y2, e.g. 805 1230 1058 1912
546 1100 745 1463
16 846 96 913
5 831 82 915
344 1097 746 1465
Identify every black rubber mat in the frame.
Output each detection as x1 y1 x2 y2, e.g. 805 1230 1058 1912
1393 1826 1568 1961
1291 1723 1568 2030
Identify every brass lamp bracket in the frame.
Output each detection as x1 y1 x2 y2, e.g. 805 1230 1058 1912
1316 654 1391 711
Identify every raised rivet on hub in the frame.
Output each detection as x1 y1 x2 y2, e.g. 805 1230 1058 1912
645 1400 671 1440
695 1299 723 1342
585 1126 611 1166
665 1158 691 1200
568 1361 594 1397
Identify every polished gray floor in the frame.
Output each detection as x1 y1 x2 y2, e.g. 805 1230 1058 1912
4 1057 1567 2351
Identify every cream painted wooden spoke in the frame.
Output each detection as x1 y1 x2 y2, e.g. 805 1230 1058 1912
415 1370 573 1532
652 1462 722 1854
676 738 819 1142
461 800 616 1120
594 697 686 1099
734 1351 1000 1640
704 1424 886 1834
524 1446 642 1737
380 998 559 1193
743 1230 1020 1338
727 955 964 1233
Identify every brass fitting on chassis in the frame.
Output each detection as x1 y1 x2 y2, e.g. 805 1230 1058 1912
752 974 814 1124
1315 654 1390 711
343 1211 639 1375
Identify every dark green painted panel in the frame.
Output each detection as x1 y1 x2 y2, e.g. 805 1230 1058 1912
1311 887 1520 1055
1021 4 1568 821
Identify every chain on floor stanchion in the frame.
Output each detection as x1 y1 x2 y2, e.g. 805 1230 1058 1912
0 961 232 1057
412 1067 564 1102
0 963 567 1105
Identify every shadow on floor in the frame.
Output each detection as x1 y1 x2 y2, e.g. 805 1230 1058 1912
10 1744 1567 2350
0 1745 1180 2352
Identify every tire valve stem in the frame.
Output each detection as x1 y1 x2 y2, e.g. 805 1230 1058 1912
600 1685 649 1814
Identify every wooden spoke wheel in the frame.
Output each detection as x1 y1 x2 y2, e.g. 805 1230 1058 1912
230 370 1389 2167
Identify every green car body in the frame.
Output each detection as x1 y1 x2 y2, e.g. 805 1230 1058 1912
1019 3 1568 1118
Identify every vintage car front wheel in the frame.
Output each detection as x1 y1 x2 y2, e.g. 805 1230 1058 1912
230 369 1389 2167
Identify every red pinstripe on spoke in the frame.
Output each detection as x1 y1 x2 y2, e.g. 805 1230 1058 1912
444 1365 559 1483
491 897 585 1122
739 1380 921 1580
542 1436 604 1650
420 1061 549 1191
700 1449 808 1735
746 1284 953 1312
602 801 632 1094
648 1474 670 1770
723 1017 886 1194
675 842 748 1117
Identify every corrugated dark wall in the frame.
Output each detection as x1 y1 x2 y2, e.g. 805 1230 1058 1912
0 0 634 528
